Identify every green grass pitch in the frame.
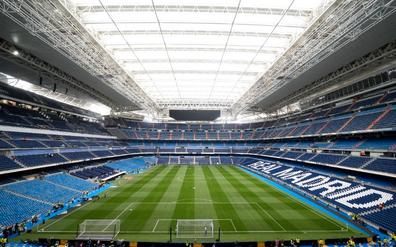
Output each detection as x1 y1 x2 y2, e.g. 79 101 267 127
21 165 367 242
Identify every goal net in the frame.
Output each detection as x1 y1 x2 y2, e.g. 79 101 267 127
176 219 214 238
76 219 120 240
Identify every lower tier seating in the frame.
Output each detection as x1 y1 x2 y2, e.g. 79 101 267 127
3 179 82 204
0 190 50 227
364 207 396 232
44 173 97 192
106 157 152 172
0 172 99 228
244 159 396 232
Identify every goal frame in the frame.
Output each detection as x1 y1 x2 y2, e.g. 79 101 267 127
76 219 120 240
176 219 214 239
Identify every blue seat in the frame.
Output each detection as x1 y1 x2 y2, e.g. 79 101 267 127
4 179 82 204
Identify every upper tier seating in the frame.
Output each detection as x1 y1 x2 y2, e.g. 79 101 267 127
8 140 46 149
310 153 346 164
364 158 396 174
72 166 116 180
0 156 22 171
358 139 396 150
0 82 96 117
62 151 95 160
106 88 396 141
114 105 396 140
16 154 67 167
0 103 108 136
296 152 317 160
341 111 382 132
372 108 396 129
91 150 115 157
337 156 372 168
282 151 304 159
0 139 13 149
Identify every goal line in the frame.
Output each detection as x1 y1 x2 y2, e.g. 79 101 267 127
176 219 214 239
76 219 120 240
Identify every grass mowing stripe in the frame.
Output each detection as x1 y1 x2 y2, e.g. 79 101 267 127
101 165 167 205
212 166 283 231
142 165 188 231
203 166 247 231
126 165 180 231
194 166 218 223
38 165 166 231
233 166 346 230
171 166 195 221
20 165 366 242
226 166 325 231
217 166 286 231
109 165 165 197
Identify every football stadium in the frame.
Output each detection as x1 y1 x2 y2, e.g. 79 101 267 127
0 0 395 246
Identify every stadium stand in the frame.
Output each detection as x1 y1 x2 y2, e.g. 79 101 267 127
0 190 50 227
0 72 395 238
0 172 100 228
44 172 97 191
2 3 396 244
106 157 153 173
243 158 396 232
3 179 82 204
71 166 117 180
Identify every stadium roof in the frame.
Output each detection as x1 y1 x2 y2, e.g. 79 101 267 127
1 0 394 119
64 0 331 110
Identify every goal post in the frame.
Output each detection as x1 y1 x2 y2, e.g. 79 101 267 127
76 219 120 240
176 219 214 238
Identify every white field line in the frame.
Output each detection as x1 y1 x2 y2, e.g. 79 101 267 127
102 201 136 232
152 219 237 233
286 196 346 230
176 198 213 203
145 201 345 232
118 201 270 204
152 219 160 232
40 200 346 234
39 229 349 234
40 202 91 232
253 202 286 232
240 167 347 230
229 219 237 232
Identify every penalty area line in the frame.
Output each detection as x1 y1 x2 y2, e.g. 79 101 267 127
102 201 136 232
